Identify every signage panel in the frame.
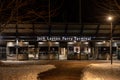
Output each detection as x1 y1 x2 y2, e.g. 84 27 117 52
37 36 91 41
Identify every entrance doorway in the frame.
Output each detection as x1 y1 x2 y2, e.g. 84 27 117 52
28 45 35 60
59 48 67 60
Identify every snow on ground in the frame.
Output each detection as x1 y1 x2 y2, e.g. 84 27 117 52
0 64 55 80
81 63 120 80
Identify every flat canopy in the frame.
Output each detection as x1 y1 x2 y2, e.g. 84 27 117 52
1 23 120 41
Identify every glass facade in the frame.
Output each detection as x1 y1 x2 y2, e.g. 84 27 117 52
3 40 118 60
0 23 120 60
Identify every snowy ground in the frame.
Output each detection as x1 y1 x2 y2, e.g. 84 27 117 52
82 63 120 80
0 64 55 80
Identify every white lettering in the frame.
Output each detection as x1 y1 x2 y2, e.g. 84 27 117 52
37 36 91 41
62 37 73 41
37 37 46 41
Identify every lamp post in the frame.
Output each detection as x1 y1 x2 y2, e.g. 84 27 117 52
107 16 113 64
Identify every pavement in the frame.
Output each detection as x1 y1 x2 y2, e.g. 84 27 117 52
38 60 91 80
1 60 120 80
81 63 120 80
1 60 93 80
0 60 55 80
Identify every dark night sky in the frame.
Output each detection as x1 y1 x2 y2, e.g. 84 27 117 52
82 0 97 23
0 0 110 24
51 0 106 23
56 0 119 24
81 0 107 23
81 0 109 23
51 0 80 23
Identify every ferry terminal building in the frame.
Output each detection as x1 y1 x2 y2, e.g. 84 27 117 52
0 23 120 60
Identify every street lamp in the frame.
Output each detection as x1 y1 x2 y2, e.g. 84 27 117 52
107 16 113 64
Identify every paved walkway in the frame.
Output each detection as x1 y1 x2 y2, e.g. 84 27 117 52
82 63 120 80
1 60 120 80
38 60 93 80
0 60 55 80
0 60 92 80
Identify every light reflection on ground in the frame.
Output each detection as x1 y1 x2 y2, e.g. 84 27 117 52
82 63 120 80
0 60 55 80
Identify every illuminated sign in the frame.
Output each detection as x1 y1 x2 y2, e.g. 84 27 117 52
37 36 91 41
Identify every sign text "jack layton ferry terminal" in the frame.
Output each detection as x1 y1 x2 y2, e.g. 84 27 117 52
37 36 91 41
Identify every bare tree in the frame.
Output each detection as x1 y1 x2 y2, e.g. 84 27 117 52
0 0 64 32
92 0 120 22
